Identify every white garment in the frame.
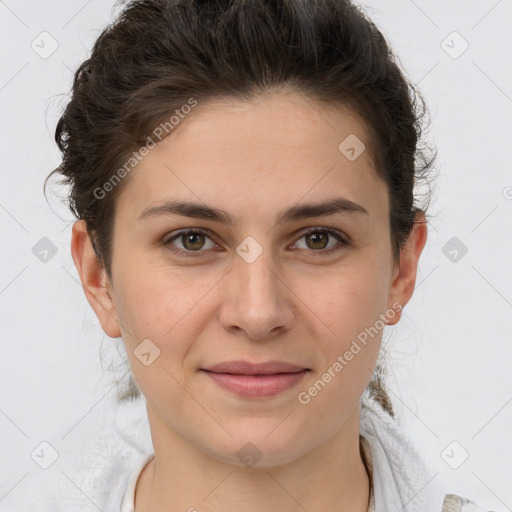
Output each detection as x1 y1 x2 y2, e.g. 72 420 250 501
1 388 495 511
359 386 447 511
120 452 154 512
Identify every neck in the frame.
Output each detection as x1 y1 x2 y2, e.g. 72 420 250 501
135 404 370 512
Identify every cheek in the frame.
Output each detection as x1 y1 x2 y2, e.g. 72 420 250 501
112 263 223 398
302 257 391 336
112 267 207 405
114 262 211 338
297 272 384 423
296 256 389 385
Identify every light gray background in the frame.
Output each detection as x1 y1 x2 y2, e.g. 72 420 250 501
1 0 511 509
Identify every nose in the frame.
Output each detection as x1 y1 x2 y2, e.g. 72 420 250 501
218 247 295 341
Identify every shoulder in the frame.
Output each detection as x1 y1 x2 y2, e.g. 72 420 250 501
58 396 152 512
442 493 499 512
65 395 153 511
2 396 154 511
0 448 137 512
359 391 501 512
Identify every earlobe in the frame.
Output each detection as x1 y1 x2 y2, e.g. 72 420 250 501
386 212 428 326
70 220 121 338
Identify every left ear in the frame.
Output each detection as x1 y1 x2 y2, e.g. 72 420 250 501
386 211 428 325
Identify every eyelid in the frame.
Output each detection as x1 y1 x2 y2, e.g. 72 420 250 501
163 227 216 245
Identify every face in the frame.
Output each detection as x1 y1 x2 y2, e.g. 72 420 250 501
73 90 426 468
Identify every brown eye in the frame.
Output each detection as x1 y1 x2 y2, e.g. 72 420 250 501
181 232 206 251
305 231 329 250
164 229 216 255
293 228 347 253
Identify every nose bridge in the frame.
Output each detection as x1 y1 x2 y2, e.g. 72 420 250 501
220 236 292 339
248 256 278 293
235 238 281 308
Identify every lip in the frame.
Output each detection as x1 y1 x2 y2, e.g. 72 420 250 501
204 360 308 375
201 360 310 398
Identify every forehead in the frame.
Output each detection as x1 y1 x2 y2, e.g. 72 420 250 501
115 91 387 224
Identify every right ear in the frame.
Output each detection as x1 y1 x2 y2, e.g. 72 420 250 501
70 220 121 338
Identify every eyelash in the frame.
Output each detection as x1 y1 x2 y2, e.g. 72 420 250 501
162 227 348 258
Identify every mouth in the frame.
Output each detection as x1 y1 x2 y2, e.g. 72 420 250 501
200 360 310 398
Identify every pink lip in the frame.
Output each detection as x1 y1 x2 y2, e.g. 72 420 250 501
201 360 310 398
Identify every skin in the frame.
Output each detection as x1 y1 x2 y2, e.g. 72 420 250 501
71 90 427 512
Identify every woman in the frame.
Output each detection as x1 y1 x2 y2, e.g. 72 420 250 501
43 0 497 510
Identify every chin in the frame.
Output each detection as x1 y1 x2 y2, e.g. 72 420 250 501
202 421 311 469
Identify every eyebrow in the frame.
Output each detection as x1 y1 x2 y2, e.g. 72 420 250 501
137 197 369 225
